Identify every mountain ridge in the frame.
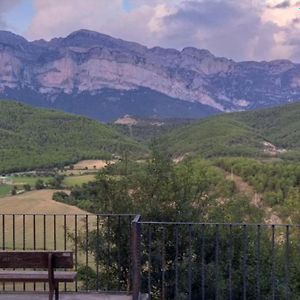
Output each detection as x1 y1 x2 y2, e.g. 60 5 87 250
1 29 300 121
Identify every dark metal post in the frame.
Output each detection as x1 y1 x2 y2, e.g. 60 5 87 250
132 215 142 300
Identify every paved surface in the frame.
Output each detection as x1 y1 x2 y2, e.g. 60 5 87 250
0 293 132 299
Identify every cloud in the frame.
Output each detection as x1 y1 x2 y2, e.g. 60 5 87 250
157 0 280 61
268 1 291 9
26 0 124 40
26 0 176 49
0 0 22 30
23 0 300 62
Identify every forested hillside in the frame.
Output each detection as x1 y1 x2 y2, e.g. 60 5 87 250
158 102 300 159
0 100 145 173
234 102 300 149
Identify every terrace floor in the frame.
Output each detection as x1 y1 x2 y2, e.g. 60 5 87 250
0 293 133 300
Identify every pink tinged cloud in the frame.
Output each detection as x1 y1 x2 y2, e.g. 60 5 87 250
24 0 300 61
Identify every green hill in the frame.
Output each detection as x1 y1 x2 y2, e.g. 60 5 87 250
233 103 300 149
159 102 300 159
0 100 145 173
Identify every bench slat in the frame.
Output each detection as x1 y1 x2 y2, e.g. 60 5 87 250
0 251 73 269
0 271 77 282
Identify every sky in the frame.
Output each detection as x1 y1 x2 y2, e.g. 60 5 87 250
1 0 300 62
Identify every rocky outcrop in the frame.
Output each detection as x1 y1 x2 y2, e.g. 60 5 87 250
1 29 300 120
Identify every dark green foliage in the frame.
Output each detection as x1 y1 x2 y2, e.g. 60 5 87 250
58 148 264 296
52 191 69 202
47 174 65 189
216 157 300 217
0 100 145 173
58 151 251 222
53 148 300 298
233 102 300 149
158 102 300 159
11 186 17 195
111 118 193 143
23 184 31 191
35 179 45 190
159 116 264 159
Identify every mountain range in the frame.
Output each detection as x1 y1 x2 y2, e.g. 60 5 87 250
1 29 300 121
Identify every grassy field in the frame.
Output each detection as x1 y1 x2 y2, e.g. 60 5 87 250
0 189 91 250
0 173 97 198
63 174 96 187
0 185 11 197
0 189 99 291
11 176 52 186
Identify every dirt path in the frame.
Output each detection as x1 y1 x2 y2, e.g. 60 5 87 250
225 172 282 224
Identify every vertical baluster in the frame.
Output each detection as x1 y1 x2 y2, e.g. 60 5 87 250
117 215 121 290
33 215 36 291
128 215 132 292
107 216 111 290
242 224 248 300
23 214 26 292
75 215 78 292
2 215 5 291
175 225 179 299
161 227 166 300
148 225 152 299
64 214 67 292
188 225 192 300
96 215 100 291
2 215 5 250
256 225 261 300
215 224 220 300
12 215 15 292
271 225 276 300
43 214 46 291
201 224 205 300
85 214 89 291
53 215 56 250
285 225 290 300
228 224 233 300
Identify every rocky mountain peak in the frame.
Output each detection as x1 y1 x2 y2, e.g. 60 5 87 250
1 29 300 121
181 47 213 59
0 30 28 47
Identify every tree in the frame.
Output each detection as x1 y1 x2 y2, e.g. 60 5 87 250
11 186 17 195
48 174 65 189
35 179 44 190
23 184 31 191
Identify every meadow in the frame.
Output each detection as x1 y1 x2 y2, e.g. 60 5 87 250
0 189 101 292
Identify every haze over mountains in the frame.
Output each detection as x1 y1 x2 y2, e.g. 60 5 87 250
1 29 300 121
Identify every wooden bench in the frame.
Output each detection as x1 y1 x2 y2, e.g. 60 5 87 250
0 250 77 300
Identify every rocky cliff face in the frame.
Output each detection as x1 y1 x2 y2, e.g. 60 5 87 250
1 29 300 121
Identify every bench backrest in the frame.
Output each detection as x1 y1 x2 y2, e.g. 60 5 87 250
0 251 73 269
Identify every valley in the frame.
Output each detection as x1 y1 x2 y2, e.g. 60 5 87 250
0 100 299 226
2 5 300 298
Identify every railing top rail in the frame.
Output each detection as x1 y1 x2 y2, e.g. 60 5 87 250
0 213 298 227
0 213 137 217
138 221 300 227
132 214 141 223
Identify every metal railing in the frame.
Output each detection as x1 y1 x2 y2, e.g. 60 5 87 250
0 214 135 293
136 222 300 300
1 214 300 300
